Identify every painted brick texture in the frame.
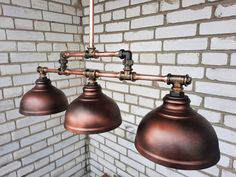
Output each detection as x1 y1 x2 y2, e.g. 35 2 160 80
0 0 88 177
81 0 236 177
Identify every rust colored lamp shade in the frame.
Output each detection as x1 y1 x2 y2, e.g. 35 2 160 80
135 92 220 170
19 77 68 116
64 82 122 134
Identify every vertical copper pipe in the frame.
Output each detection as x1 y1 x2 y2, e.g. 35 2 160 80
89 0 94 48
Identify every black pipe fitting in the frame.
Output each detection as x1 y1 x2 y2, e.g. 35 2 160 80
119 49 132 60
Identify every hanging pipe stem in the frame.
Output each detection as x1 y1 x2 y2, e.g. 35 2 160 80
89 0 95 48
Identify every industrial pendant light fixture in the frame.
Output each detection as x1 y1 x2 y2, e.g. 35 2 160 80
64 81 122 134
19 72 68 115
19 0 220 170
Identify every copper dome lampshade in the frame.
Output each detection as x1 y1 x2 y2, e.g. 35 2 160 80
19 77 68 116
135 92 220 170
64 82 122 134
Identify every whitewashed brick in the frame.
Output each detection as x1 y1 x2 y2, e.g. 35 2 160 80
12 0 30 7
131 15 164 29
13 147 31 160
133 64 160 75
101 12 112 22
31 0 48 10
34 21 50 31
218 155 230 168
0 17 14 28
106 82 129 93
105 0 129 11
0 64 21 75
182 0 205 7
197 81 236 98
37 43 52 51
157 53 175 64
7 30 44 41
43 11 72 24
49 2 63 12
177 53 199 64
164 38 208 51
224 115 236 129
51 23 65 32
106 22 129 32
0 29 6 40
206 68 236 83
126 6 140 18
214 126 236 143
11 127 29 140
11 53 47 63
21 130 53 147
17 164 34 177
21 63 39 73
0 99 14 112
113 9 125 20
65 24 77 33
198 109 221 123
27 163 55 177
160 0 180 11
0 121 15 134
162 66 204 79
211 36 236 50
100 33 122 43
215 3 236 17
140 53 156 63
3 5 42 19
0 53 8 64
30 122 46 134
16 115 50 128
222 169 236 177
54 136 79 151
0 41 16 51
131 41 162 52
130 85 159 98
64 5 76 15
125 30 154 41
3 86 22 98
156 24 197 39
0 161 21 176
139 96 154 108
231 53 236 66
219 141 236 157
121 154 145 173
200 19 236 35
167 7 212 23
0 142 19 156
15 19 33 30
18 43 36 52
142 2 158 14
45 32 73 42
202 53 228 65
105 43 129 51
205 97 236 114
0 76 12 88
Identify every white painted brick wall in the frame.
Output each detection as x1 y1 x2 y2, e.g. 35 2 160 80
0 1 87 177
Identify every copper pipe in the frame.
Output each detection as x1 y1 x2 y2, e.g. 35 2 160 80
63 51 85 58
89 0 94 48
133 73 167 82
95 70 120 78
95 51 119 57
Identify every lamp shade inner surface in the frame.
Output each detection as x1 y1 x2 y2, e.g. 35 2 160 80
135 93 220 170
19 77 68 116
64 82 122 134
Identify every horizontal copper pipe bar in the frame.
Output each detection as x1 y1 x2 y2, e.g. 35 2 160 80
62 51 119 58
63 52 85 58
95 51 119 57
133 73 167 82
41 67 167 82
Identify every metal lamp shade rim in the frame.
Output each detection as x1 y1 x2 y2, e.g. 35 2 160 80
65 121 121 134
19 106 67 116
135 140 220 170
